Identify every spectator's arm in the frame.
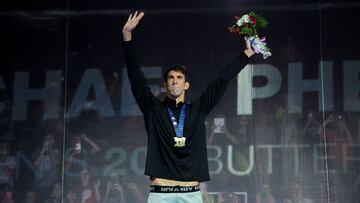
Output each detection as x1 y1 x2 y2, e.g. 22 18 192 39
102 182 112 203
93 179 102 203
114 185 126 203
64 151 77 170
342 122 354 143
32 149 45 167
80 133 101 154
345 128 354 143
302 117 312 135
207 124 215 145
224 126 240 145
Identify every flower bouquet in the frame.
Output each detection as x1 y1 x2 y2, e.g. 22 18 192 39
228 12 271 59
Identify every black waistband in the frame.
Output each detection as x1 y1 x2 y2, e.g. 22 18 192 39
150 185 200 193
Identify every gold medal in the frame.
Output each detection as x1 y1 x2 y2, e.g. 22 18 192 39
174 137 186 148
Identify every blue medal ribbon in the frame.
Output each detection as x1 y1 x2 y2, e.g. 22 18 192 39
167 104 187 138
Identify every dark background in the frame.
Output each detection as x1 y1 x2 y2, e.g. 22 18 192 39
1 0 360 202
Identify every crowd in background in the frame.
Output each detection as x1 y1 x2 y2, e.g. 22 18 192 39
0 62 360 202
0 100 359 202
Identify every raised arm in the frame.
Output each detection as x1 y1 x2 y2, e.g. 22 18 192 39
122 11 156 112
123 11 144 41
199 39 255 115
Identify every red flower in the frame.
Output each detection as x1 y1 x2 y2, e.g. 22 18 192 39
249 16 257 25
234 27 239 33
235 16 239 21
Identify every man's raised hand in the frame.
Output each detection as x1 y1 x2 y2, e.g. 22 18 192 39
244 38 255 58
122 11 145 41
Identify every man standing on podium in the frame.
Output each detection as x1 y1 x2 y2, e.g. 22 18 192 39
122 11 255 203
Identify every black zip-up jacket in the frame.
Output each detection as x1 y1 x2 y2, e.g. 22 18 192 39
123 40 249 181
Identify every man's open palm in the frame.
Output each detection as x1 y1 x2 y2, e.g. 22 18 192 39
123 11 145 33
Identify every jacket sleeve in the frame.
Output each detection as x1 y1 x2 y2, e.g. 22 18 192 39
198 52 250 115
123 40 156 112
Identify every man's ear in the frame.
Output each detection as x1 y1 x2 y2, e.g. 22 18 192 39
185 82 190 90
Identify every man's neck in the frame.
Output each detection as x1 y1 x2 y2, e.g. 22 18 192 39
175 97 184 105
168 94 185 106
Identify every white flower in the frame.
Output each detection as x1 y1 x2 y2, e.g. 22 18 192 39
236 14 250 26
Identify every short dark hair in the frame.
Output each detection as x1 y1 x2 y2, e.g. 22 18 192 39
164 65 189 82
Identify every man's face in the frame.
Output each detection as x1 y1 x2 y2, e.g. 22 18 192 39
291 184 303 198
164 70 189 99
80 170 90 183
